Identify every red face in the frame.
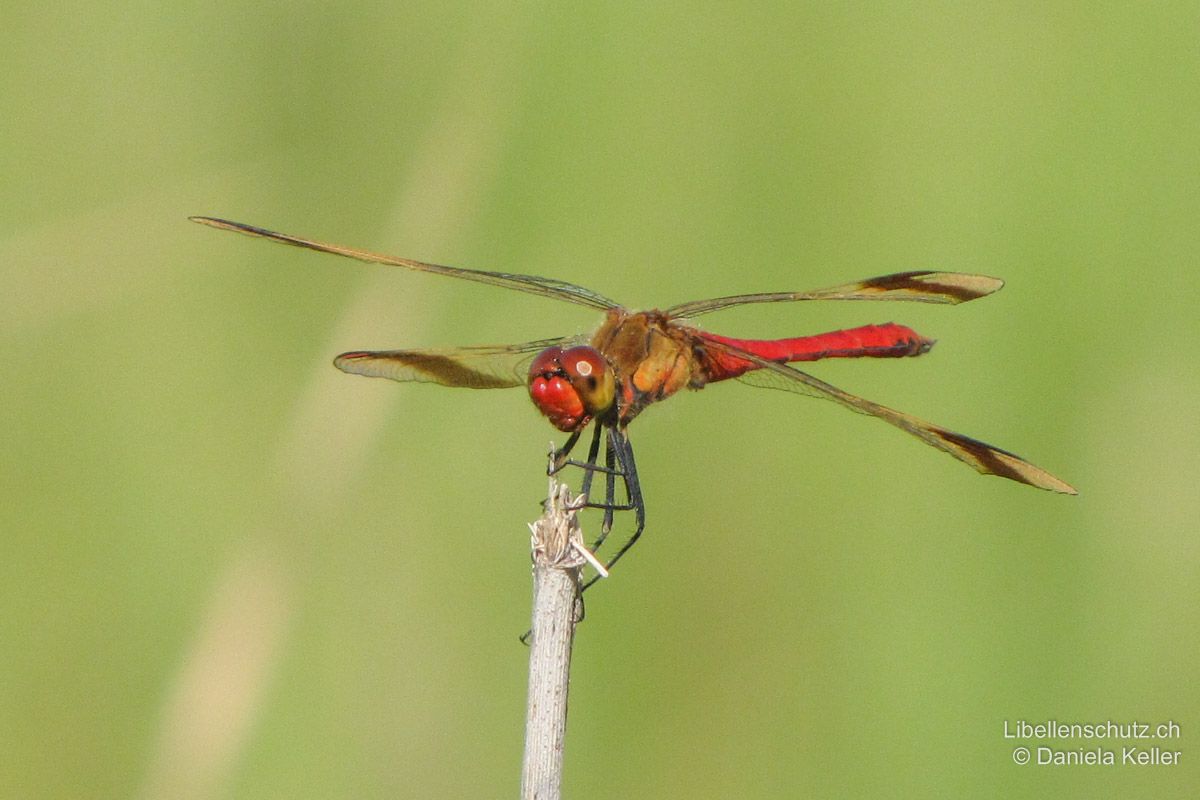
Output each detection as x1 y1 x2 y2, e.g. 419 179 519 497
527 345 616 432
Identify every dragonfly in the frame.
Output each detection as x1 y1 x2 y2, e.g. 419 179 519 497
192 216 1076 585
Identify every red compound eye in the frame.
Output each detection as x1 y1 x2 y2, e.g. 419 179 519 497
527 346 615 432
528 347 586 432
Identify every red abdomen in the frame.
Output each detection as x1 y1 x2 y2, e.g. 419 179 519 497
699 323 933 382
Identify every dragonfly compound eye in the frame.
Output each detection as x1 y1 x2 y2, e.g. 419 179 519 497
560 346 615 418
528 346 588 432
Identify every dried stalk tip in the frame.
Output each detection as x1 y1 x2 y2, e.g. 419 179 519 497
530 478 589 569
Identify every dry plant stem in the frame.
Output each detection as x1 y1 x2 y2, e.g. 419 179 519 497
521 479 588 800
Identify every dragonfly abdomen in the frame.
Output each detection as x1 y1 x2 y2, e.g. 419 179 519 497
698 323 933 382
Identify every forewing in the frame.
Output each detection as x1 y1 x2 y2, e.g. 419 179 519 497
334 337 579 389
703 338 1076 494
191 217 620 311
666 271 1004 318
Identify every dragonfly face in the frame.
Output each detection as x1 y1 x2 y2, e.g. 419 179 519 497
527 345 616 432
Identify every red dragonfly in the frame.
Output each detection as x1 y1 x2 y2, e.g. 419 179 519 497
193 216 1076 579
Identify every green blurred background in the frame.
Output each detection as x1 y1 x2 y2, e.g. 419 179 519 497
3 2 1197 797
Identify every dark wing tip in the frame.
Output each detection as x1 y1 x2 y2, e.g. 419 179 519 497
189 216 272 236
863 272 1006 303
934 429 1078 494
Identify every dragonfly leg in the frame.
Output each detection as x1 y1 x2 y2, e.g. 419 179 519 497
550 424 620 485
555 424 630 499
543 422 625 538
591 429 618 551
544 424 645 593
577 423 604 500
576 426 637 519
548 428 584 474
581 427 646 593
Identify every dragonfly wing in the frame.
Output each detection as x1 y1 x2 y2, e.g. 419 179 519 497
334 336 580 389
666 272 1004 318
191 217 620 311
702 338 1076 494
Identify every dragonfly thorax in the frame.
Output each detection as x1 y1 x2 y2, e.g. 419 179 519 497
527 345 616 432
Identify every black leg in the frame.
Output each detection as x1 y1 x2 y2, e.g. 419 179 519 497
575 429 636 518
589 429 618 551
581 426 645 593
548 428 584 474
604 431 618 532
578 423 604 500
551 424 624 483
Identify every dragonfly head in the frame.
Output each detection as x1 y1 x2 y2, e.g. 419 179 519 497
528 345 616 432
